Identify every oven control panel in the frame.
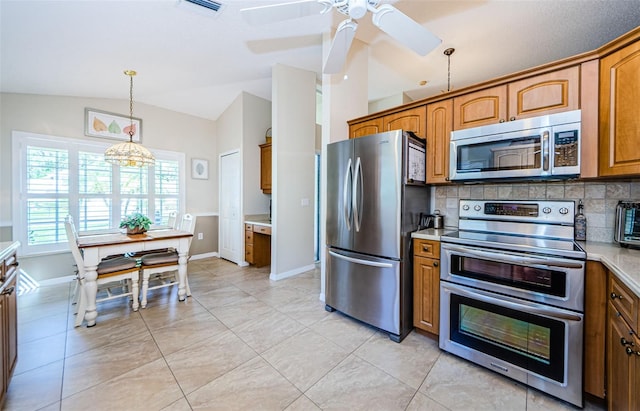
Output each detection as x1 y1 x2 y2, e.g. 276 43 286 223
459 200 575 224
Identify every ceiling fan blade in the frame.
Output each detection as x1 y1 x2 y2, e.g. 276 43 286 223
371 4 441 56
241 0 329 25
323 19 358 74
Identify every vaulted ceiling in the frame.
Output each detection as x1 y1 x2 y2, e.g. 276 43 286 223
2 0 639 121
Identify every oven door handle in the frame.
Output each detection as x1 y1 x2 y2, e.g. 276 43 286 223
444 282 583 322
443 245 583 269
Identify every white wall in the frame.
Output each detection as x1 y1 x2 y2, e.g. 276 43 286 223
271 64 317 280
241 92 272 216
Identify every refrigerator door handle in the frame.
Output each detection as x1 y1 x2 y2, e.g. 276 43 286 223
329 250 394 268
343 158 353 231
353 156 363 232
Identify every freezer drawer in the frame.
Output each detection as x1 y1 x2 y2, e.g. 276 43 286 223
326 248 401 336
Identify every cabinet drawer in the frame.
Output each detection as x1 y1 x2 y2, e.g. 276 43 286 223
413 239 440 259
245 244 254 263
245 230 254 243
254 225 271 235
245 223 253 231
609 274 638 331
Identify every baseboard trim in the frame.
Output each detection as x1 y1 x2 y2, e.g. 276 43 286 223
269 264 316 281
191 252 219 260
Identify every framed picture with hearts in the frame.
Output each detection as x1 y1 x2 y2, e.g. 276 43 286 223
85 107 142 142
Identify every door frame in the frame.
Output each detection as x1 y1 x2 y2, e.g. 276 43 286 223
218 149 245 265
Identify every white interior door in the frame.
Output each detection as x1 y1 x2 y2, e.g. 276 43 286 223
219 151 242 264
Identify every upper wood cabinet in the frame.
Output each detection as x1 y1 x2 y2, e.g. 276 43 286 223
453 66 580 130
599 39 640 177
259 143 272 194
426 99 452 184
349 117 383 139
382 106 427 139
349 105 426 139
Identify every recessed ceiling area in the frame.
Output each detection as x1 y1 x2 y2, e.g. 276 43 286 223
1 0 639 121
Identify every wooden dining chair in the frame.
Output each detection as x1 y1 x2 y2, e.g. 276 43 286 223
167 211 179 229
139 214 196 308
65 216 141 327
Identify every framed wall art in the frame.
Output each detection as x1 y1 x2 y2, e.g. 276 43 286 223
85 108 142 142
192 158 209 180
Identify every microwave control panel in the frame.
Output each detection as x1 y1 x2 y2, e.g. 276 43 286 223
554 130 579 167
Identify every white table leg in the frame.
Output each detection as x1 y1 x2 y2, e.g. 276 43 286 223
83 266 99 327
177 252 188 301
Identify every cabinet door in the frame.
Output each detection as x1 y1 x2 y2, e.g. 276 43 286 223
259 143 272 193
453 85 507 130
599 40 640 176
607 302 635 411
349 118 383 139
413 255 440 335
4 273 17 384
584 261 607 398
383 106 427 139
507 66 579 121
426 100 452 184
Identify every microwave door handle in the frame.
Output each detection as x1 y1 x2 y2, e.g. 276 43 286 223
444 245 583 269
444 283 583 322
353 157 363 232
542 130 550 171
343 158 352 231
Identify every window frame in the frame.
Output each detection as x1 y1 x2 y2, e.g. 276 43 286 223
12 130 186 256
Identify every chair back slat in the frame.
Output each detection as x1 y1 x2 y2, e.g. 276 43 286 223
167 211 179 229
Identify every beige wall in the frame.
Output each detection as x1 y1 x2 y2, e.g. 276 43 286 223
434 179 640 243
0 92 219 280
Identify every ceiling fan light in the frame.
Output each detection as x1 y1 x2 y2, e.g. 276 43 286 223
348 0 368 19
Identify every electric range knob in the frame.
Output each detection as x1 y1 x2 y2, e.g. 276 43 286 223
559 207 569 215
542 207 551 214
462 204 470 211
474 205 481 211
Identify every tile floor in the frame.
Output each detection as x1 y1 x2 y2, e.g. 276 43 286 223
4 257 605 411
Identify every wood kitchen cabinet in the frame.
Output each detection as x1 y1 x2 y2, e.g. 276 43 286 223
0 245 18 408
426 99 452 184
453 66 580 130
259 143 272 194
245 223 271 267
598 37 640 177
413 238 440 336
349 105 426 139
349 117 383 139
606 273 640 410
584 261 607 399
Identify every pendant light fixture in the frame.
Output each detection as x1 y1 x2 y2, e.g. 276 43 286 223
104 70 155 167
444 47 455 92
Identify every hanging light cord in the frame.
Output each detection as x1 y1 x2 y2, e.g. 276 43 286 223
128 71 134 142
444 48 455 92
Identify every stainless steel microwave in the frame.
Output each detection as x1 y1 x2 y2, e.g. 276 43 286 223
450 110 581 181
615 201 640 248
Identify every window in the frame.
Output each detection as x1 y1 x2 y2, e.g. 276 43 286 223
12 131 185 255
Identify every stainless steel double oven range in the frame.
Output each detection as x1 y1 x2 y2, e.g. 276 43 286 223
439 200 586 407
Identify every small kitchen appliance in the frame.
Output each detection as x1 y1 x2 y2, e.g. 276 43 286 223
614 201 640 248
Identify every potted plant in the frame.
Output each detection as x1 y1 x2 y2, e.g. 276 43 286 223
119 212 152 235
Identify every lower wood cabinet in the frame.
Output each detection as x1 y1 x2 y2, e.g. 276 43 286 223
0 247 18 408
413 238 440 336
584 261 607 398
245 224 271 267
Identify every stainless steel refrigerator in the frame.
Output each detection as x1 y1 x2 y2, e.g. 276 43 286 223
326 130 429 342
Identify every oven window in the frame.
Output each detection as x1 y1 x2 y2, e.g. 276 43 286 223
451 255 566 297
456 135 541 173
450 294 565 383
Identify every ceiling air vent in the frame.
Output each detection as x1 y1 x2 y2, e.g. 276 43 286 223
176 0 225 17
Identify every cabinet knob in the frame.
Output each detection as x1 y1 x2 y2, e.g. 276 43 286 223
499 119 505 123
422 245 431 252
626 346 634 356
433 261 439 267
611 292 623 300
509 116 516 121
621 337 632 346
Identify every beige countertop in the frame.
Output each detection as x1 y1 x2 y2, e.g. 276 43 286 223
411 231 640 297
245 214 271 228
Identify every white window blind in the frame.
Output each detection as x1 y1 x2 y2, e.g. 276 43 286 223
12 131 186 255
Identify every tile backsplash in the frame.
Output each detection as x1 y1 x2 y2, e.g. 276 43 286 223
434 179 640 243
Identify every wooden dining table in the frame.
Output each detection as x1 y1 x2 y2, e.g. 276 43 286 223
76 229 193 327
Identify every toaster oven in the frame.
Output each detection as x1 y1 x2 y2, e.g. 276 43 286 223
614 201 640 248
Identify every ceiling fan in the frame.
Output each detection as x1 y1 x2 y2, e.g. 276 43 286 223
241 0 442 74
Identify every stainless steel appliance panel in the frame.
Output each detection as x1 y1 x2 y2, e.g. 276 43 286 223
614 201 640 248
326 139 354 251
326 248 401 335
351 131 402 259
